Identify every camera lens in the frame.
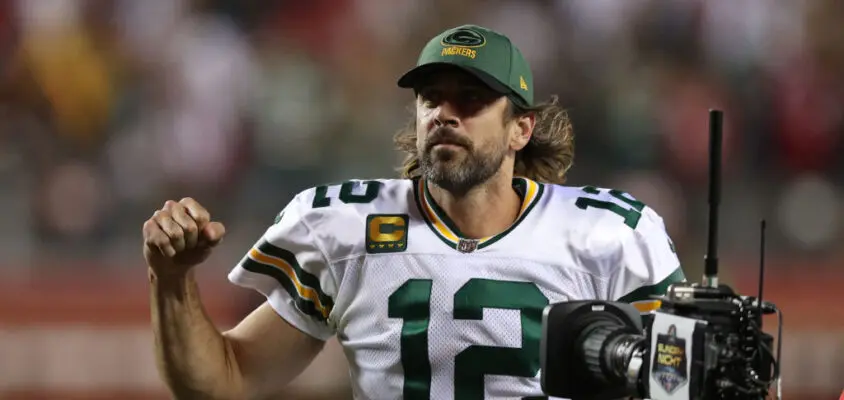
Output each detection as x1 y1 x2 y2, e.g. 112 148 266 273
576 321 646 389
540 300 645 399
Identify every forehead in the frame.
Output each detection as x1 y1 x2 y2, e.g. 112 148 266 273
414 67 489 91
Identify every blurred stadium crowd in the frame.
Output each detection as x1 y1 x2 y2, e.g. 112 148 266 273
2 0 844 276
0 0 843 273
0 0 841 398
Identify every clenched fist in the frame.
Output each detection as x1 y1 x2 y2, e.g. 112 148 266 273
143 197 226 277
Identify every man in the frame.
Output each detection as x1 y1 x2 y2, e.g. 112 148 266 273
144 24 685 399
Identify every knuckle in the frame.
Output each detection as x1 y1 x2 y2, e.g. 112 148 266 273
193 207 210 219
179 197 195 205
169 224 185 237
183 222 198 233
164 200 179 209
194 214 210 225
153 235 170 247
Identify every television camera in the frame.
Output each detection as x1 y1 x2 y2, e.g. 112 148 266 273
540 110 783 400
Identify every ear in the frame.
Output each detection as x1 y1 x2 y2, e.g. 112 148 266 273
509 112 535 152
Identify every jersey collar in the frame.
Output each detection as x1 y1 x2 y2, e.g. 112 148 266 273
413 177 545 252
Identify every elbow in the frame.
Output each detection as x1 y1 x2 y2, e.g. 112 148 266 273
158 339 247 400
162 376 246 400
160 370 245 400
166 387 238 400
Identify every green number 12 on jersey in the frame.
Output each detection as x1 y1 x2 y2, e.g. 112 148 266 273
389 279 549 400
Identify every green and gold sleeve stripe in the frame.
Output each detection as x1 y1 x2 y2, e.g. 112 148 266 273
617 267 686 312
240 240 334 321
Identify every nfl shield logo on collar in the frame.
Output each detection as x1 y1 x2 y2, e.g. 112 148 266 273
457 238 479 253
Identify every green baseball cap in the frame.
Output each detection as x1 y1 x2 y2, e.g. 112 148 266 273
397 24 534 107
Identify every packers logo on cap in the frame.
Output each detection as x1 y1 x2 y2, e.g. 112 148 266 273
441 28 486 48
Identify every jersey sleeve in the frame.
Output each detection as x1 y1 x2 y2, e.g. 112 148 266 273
608 205 686 312
227 191 337 341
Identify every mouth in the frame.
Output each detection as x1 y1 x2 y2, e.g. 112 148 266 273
431 143 464 150
427 137 469 153
425 128 471 154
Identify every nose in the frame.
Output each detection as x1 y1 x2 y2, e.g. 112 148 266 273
432 101 460 128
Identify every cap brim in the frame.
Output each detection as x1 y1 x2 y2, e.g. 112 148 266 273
397 63 511 95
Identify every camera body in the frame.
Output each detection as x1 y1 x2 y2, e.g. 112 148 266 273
539 110 781 400
539 281 778 400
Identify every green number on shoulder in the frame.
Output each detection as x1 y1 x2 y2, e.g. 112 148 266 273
389 279 549 400
312 180 382 208
575 186 645 229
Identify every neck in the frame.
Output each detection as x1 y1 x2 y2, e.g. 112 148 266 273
427 170 522 239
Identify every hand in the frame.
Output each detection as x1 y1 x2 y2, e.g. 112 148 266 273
143 197 226 278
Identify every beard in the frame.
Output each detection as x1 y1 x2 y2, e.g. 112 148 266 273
418 127 507 196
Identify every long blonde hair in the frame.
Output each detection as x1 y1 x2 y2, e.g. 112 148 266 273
393 95 575 184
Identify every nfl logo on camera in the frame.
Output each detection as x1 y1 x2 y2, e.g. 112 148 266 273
652 324 688 394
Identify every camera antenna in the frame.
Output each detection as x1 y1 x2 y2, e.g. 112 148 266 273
757 219 766 326
704 109 723 288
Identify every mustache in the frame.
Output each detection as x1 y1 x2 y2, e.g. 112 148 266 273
425 127 473 151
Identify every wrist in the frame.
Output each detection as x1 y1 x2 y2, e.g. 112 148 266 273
149 267 195 292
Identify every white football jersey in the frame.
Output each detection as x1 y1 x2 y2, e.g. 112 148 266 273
228 178 685 400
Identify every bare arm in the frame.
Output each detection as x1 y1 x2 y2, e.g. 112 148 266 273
151 269 324 399
146 198 325 399
224 302 326 397
150 268 242 399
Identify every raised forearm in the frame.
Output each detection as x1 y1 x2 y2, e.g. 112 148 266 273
150 268 244 399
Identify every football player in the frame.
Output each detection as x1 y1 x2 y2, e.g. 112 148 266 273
144 25 685 399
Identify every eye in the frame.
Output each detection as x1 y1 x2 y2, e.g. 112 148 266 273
462 90 481 102
418 89 441 108
461 88 498 106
